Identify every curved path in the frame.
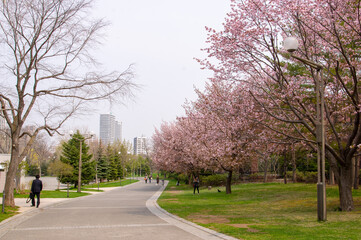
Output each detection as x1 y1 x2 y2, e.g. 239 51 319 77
0 181 236 240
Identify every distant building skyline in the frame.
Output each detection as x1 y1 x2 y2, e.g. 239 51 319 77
133 137 148 155
99 114 122 144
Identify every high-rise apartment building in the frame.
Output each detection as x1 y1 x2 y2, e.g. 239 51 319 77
115 121 122 142
99 114 122 144
133 137 148 155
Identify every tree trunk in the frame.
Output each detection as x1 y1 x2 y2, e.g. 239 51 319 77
4 138 20 207
188 173 193 186
292 143 296 183
263 158 269 183
351 157 355 188
330 167 335 185
338 165 354 211
326 152 355 210
283 152 287 184
354 156 360 190
15 168 21 192
226 170 232 194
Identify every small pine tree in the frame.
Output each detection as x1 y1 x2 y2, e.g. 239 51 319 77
106 145 118 181
96 144 108 182
60 131 95 187
116 156 123 179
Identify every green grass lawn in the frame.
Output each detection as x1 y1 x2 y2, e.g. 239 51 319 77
58 179 139 192
158 181 361 240
4 190 91 198
84 179 138 188
0 206 19 222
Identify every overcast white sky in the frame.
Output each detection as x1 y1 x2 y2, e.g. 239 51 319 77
65 0 231 142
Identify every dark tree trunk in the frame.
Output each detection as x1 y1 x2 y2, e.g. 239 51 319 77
327 152 354 211
338 165 354 211
226 170 232 194
354 156 360 190
263 158 269 183
292 143 296 183
188 173 193 186
330 167 335 185
283 151 287 184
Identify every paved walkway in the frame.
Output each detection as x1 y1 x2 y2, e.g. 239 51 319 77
0 181 236 240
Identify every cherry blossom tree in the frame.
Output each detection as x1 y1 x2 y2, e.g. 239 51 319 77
152 119 206 179
187 80 262 193
153 80 265 194
202 0 361 211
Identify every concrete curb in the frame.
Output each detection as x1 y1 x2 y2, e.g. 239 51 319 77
146 181 238 240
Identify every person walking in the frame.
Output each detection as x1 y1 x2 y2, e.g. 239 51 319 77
31 175 43 208
144 175 148 183
148 175 152 183
156 175 160 185
193 176 200 195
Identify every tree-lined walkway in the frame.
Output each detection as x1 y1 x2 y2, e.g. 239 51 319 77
0 181 234 240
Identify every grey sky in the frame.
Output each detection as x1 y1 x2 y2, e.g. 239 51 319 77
65 0 231 142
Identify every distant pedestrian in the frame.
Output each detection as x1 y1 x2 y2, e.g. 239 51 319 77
144 175 148 183
156 175 159 185
149 175 152 183
193 176 199 195
31 175 43 208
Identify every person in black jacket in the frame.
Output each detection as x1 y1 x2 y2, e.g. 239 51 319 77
31 175 43 208
193 176 200 195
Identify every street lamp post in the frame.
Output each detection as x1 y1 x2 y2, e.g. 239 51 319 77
118 152 121 186
69 130 94 193
284 37 326 221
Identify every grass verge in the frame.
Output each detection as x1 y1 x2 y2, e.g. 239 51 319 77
0 206 19 222
3 190 91 198
84 179 138 188
158 181 361 240
58 179 139 191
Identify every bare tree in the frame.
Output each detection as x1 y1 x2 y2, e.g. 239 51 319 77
0 130 10 154
0 0 136 206
26 133 52 176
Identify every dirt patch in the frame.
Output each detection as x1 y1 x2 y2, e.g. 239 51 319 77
167 190 184 195
228 224 250 228
189 215 230 224
274 199 314 209
228 223 261 233
163 198 180 203
189 215 263 233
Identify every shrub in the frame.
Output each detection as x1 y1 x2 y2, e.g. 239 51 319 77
200 174 227 186
284 170 318 183
296 171 305 182
167 172 190 184
249 172 264 180
304 172 318 183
